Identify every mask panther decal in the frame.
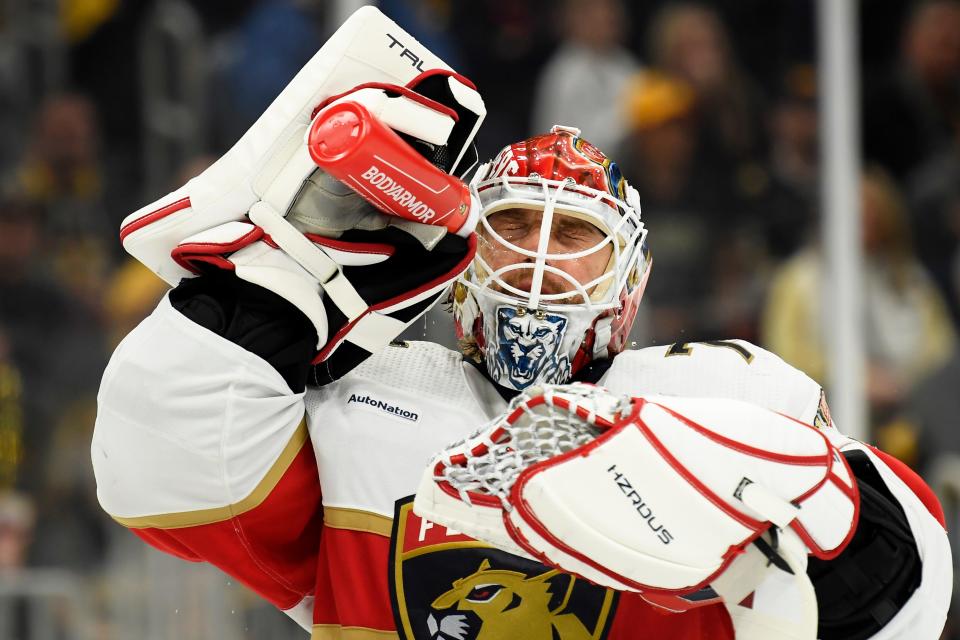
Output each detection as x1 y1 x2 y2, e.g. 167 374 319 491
488 307 570 388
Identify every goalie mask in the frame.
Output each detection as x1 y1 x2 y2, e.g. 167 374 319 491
453 126 651 390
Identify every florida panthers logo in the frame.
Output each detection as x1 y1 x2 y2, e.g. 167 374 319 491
427 560 592 640
488 307 570 389
389 499 615 640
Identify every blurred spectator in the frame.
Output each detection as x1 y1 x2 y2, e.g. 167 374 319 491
749 63 820 260
633 3 775 345
647 2 767 170
618 71 746 343
0 491 35 572
893 257 960 473
863 0 960 180
762 168 956 426
0 333 24 491
531 0 640 149
906 113 960 324
6 93 115 309
212 0 323 146
11 94 104 225
768 66 819 200
449 1 555 157
0 193 106 494
0 490 74 640
30 395 106 572
380 0 461 69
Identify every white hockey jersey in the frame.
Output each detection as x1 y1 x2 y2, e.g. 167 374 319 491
92 295 951 639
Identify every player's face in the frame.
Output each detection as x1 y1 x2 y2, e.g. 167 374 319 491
479 207 614 302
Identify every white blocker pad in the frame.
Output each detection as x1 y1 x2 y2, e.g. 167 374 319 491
415 383 859 599
121 5 484 285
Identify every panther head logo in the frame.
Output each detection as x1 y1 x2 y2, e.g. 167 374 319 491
490 307 570 388
426 559 592 640
389 499 615 640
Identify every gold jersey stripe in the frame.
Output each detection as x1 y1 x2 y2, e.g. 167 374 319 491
323 506 393 537
312 624 398 640
111 418 309 529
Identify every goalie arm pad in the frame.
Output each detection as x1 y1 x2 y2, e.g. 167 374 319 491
808 441 951 640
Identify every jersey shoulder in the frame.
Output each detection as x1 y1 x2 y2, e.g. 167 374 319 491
602 339 823 423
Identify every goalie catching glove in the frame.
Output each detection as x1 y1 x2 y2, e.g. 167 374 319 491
414 383 860 639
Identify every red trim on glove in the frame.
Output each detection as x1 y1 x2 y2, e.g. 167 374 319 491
657 403 833 467
405 68 478 91
304 234 396 258
788 457 861 561
310 82 459 122
311 233 477 364
618 400 768 530
120 197 192 242
171 226 265 274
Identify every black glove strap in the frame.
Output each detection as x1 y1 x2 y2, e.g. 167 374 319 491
312 228 470 386
808 449 922 640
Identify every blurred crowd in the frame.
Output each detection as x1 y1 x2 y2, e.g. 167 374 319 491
1 0 960 637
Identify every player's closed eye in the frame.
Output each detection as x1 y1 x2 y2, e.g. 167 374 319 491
487 214 531 240
488 212 604 249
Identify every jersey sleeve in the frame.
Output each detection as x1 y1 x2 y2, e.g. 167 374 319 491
92 290 322 630
816 427 951 640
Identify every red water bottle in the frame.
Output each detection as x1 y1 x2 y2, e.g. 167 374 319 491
307 101 474 235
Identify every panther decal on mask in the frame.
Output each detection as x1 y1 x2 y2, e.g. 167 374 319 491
488 307 571 389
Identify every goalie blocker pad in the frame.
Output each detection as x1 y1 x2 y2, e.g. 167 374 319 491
416 385 859 597
120 5 484 285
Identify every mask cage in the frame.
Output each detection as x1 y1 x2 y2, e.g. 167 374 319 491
463 172 647 313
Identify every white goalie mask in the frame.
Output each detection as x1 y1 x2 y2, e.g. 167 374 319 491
453 126 651 390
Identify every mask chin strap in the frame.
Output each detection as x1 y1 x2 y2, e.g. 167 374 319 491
527 180 564 309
